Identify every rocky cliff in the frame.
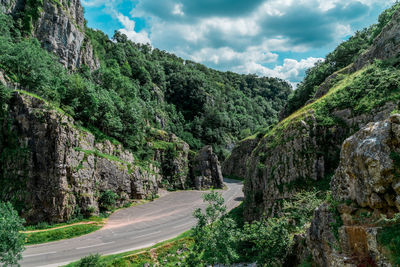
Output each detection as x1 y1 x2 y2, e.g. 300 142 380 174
354 9 400 71
1 0 99 70
237 100 397 221
3 92 160 223
226 9 400 222
305 115 400 266
192 146 224 190
222 135 261 180
0 91 223 223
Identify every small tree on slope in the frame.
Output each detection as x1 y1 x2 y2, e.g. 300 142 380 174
0 202 25 266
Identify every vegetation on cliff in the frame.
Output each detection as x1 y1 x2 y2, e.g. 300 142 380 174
282 2 400 118
0 10 291 161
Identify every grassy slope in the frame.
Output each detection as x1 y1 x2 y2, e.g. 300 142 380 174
25 223 104 245
248 59 400 155
64 231 194 267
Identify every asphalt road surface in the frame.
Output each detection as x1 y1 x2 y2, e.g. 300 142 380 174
20 179 243 267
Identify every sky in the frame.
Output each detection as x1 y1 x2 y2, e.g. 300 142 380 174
82 0 397 87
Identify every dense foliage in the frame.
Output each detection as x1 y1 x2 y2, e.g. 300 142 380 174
189 191 324 266
0 202 25 265
282 2 400 118
0 11 291 161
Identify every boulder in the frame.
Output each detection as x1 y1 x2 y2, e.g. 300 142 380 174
331 115 400 212
192 146 224 189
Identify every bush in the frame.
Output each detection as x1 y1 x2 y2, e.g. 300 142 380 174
241 217 291 265
0 202 25 266
378 223 400 265
78 254 102 267
99 190 118 211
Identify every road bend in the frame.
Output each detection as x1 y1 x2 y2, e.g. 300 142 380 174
20 178 243 267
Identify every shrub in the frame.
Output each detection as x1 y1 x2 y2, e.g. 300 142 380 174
78 254 102 267
99 190 118 211
0 202 25 266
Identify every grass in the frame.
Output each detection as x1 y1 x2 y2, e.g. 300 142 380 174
25 216 104 231
16 89 71 118
260 67 367 148
63 231 194 267
25 223 104 245
377 223 400 266
74 147 131 165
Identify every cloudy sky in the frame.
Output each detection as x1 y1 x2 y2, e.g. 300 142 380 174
82 0 396 86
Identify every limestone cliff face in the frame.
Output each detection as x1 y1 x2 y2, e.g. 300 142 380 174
222 136 261 180
1 91 224 223
1 92 198 223
192 146 224 190
354 9 400 71
331 116 400 210
4 92 159 223
306 115 400 266
1 0 99 70
238 102 398 221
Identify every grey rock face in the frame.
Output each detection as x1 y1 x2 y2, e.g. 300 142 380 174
307 203 340 267
192 146 224 189
354 9 400 70
1 92 204 223
305 116 400 266
222 136 261 180
331 115 400 212
5 93 160 223
34 0 99 70
0 0 99 70
243 113 337 220
239 99 399 221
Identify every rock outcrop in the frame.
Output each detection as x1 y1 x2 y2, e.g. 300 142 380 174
354 9 400 71
331 115 400 212
304 115 400 266
239 101 400 221
192 146 224 190
1 92 196 223
222 136 261 180
1 0 99 70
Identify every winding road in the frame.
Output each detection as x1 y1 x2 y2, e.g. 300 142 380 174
20 179 243 267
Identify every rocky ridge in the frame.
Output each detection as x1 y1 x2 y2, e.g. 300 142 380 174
1 0 99 70
354 9 400 71
193 145 224 190
305 115 400 266
224 9 400 222
1 91 223 223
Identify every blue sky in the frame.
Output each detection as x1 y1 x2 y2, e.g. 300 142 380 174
82 0 397 86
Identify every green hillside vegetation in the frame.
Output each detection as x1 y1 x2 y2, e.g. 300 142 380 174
0 10 291 162
282 2 400 118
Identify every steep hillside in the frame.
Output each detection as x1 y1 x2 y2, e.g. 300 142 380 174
224 6 400 222
0 1 291 161
280 2 400 119
0 0 291 223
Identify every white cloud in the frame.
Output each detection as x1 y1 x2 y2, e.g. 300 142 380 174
116 13 151 44
233 57 323 87
83 0 395 84
172 3 184 16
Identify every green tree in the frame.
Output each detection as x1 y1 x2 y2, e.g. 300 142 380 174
0 202 25 266
190 192 239 265
241 217 291 266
